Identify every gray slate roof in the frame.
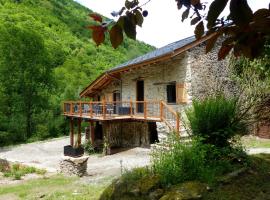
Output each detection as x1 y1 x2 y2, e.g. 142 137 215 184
108 35 196 72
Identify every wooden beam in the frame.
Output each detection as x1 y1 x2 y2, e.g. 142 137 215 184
70 118 74 147
78 119 82 146
90 121 95 145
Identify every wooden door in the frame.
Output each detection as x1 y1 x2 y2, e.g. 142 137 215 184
136 80 144 113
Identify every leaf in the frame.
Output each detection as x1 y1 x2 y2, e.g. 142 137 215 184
191 17 201 25
109 24 123 49
123 16 136 40
205 33 219 53
253 9 270 21
194 21 204 39
218 44 233 60
230 0 253 27
206 0 229 29
135 10 144 27
89 13 102 23
88 26 106 46
181 8 190 22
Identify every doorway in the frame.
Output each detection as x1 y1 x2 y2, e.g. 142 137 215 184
136 80 144 113
113 91 121 114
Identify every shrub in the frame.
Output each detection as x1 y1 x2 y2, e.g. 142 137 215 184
121 167 152 183
83 140 95 155
186 95 247 148
151 136 234 186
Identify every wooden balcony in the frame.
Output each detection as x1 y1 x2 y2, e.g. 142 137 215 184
63 100 180 133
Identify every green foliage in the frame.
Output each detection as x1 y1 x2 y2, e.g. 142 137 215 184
121 167 152 183
1 162 46 180
186 95 247 148
0 0 154 146
151 136 244 186
82 140 95 155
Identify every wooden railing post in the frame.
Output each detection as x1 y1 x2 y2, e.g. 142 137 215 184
144 101 147 119
176 113 180 136
160 101 163 121
90 102 93 118
79 101 82 117
70 102 73 115
130 99 133 117
103 99 106 119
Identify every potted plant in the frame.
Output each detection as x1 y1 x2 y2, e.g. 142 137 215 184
64 135 84 157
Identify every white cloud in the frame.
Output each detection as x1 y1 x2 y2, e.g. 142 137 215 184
75 0 269 47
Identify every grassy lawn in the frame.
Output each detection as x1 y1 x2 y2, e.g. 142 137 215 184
242 136 270 148
202 154 270 200
0 175 108 200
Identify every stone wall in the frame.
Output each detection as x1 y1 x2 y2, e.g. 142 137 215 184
100 121 157 149
187 41 238 101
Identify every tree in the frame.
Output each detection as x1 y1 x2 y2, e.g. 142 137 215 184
88 0 270 60
0 24 53 140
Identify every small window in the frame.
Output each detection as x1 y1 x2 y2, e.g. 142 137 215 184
167 84 176 103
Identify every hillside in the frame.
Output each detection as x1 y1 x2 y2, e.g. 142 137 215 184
0 0 155 145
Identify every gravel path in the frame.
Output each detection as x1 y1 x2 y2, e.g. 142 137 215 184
1 136 270 182
0 137 150 181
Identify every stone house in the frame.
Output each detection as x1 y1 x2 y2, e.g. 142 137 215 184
63 33 234 152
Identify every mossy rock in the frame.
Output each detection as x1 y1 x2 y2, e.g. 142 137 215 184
160 181 207 200
99 175 161 200
137 175 161 194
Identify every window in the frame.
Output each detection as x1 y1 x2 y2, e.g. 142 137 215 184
167 84 176 103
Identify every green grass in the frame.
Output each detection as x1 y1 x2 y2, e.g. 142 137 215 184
242 136 270 148
202 154 270 200
0 175 108 200
1 163 46 180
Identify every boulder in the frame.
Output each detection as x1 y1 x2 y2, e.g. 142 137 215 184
159 181 207 200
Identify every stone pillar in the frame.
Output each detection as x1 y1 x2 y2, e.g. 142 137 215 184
59 156 89 177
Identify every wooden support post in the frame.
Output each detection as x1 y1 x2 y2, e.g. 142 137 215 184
78 119 82 146
144 101 147 119
103 99 106 119
130 100 133 117
160 101 163 121
90 121 95 145
70 118 74 147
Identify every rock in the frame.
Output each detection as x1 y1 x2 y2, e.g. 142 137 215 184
137 176 160 194
149 189 164 200
59 155 89 177
159 181 207 200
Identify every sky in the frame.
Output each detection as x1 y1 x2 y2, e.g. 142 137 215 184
75 0 269 47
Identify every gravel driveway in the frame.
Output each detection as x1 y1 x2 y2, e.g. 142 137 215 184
0 137 151 180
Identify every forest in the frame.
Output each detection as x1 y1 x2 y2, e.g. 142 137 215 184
0 0 154 146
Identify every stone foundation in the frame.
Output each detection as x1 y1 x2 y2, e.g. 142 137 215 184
59 156 89 177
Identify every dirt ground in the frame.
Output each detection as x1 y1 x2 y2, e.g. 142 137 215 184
0 137 151 182
1 135 270 184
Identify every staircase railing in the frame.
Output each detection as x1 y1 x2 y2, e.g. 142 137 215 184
160 101 180 134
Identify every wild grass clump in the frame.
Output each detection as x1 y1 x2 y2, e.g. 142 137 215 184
0 162 46 180
186 95 247 148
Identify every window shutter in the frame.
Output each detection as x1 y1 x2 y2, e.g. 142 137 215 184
106 93 113 102
176 83 188 104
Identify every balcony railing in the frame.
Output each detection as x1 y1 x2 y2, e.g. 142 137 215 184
63 100 180 133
